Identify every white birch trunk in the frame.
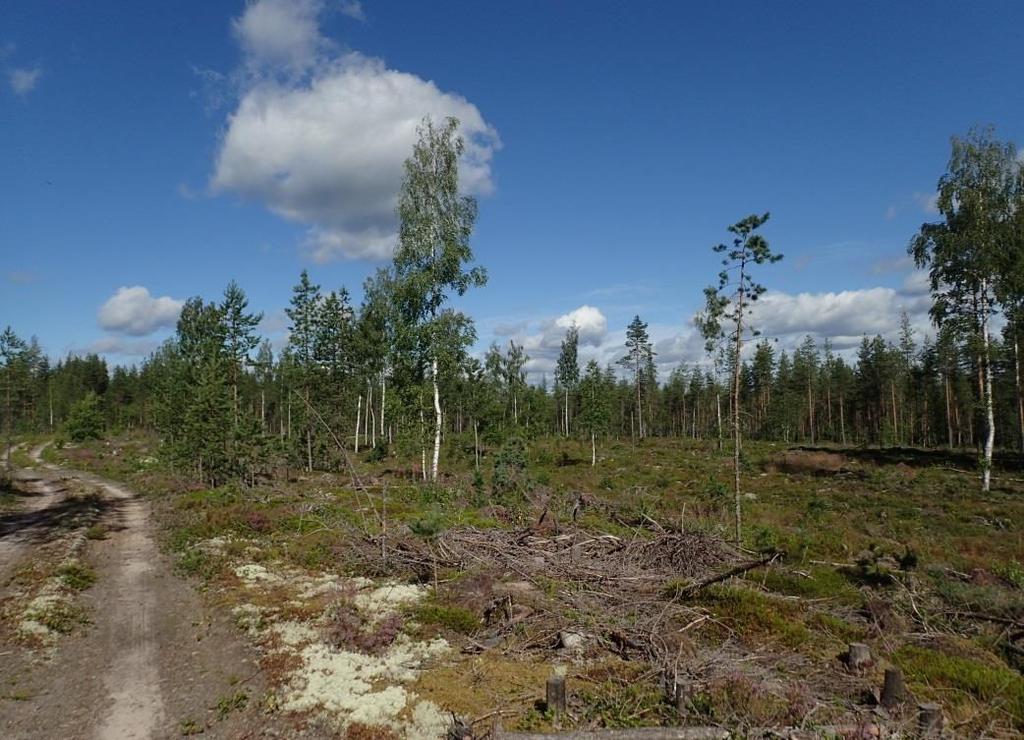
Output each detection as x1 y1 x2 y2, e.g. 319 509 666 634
431 358 441 482
981 309 995 492
354 395 361 454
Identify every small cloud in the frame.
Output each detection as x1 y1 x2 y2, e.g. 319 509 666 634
913 191 939 215
98 286 184 336
176 182 200 200
258 309 289 335
340 1 366 21
85 337 160 358
885 204 898 220
792 254 814 271
5 270 36 285
583 282 650 299
233 0 327 76
493 320 528 337
9 66 42 96
901 270 931 296
870 255 913 275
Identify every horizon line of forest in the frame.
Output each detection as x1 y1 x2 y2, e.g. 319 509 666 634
3 121 1023 502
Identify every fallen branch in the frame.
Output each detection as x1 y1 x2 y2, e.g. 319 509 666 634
674 553 780 599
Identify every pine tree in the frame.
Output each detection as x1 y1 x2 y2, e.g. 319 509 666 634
618 316 654 439
698 213 782 545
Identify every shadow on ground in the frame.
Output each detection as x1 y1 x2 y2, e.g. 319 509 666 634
790 444 1024 472
0 486 127 545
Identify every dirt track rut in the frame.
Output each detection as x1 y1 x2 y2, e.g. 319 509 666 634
0 446 277 739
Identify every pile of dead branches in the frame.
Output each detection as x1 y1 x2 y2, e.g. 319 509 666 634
386 527 739 596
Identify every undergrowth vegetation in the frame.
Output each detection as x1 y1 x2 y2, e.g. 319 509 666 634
53 433 1024 735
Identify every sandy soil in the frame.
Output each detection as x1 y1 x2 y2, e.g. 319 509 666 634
0 446 323 739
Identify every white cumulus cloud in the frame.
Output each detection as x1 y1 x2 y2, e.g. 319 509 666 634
212 0 500 262
9 66 41 96
233 0 326 76
98 286 184 336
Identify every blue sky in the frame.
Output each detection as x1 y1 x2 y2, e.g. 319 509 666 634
2 1 1022 377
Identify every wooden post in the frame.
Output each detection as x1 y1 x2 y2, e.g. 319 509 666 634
846 642 872 671
881 667 905 709
918 702 942 736
546 674 567 716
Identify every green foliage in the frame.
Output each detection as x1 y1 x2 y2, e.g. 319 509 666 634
412 602 479 635
366 440 388 463
996 559 1024 590
693 585 810 648
896 644 1024 728
56 561 97 590
409 507 446 540
64 392 104 441
492 435 529 497
215 690 249 720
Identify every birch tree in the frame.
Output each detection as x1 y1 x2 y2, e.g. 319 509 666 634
555 324 580 436
910 128 1016 491
392 116 486 482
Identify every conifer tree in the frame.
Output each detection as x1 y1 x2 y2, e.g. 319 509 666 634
618 316 654 439
220 280 263 426
698 213 782 545
1 327 27 480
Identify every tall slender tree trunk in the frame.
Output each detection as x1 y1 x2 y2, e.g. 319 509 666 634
591 431 596 466
473 420 479 470
381 374 386 440
825 384 832 442
354 395 361 454
890 380 898 446
635 366 643 439
807 381 815 445
1015 332 1024 454
715 392 723 452
4 375 11 478
431 358 441 482
732 269 746 547
981 307 995 492
564 387 570 437
944 373 953 450
48 382 53 431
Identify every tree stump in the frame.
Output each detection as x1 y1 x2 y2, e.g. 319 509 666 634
846 642 872 670
918 702 943 736
881 667 906 709
546 674 567 716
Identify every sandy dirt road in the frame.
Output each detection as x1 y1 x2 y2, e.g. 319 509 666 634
0 445 289 739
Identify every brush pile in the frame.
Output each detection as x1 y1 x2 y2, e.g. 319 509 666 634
361 525 745 665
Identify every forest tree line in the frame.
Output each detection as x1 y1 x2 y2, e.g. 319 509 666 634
2 124 1022 488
